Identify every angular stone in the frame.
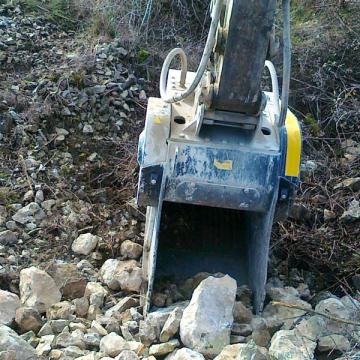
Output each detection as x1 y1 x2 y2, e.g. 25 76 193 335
47 301 75 320
149 339 180 357
15 307 42 333
120 240 143 260
233 301 252 324
100 332 129 357
315 298 353 335
0 230 17 245
99 259 142 292
19 266 61 313
38 322 54 336
115 350 139 360
84 332 101 347
36 335 54 356
0 290 20 325
12 202 45 224
47 262 87 300
250 318 271 348
0 324 37 359
73 297 89 317
55 330 86 349
231 323 252 336
165 348 205 360
341 199 360 222
263 288 311 329
235 341 268 360
84 282 108 305
318 334 351 353
269 329 316 360
214 344 243 360
105 297 139 318
160 307 183 342
180 275 237 357
49 319 69 334
72 233 100 255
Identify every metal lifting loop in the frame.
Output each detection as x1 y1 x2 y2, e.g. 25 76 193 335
159 0 223 103
264 60 280 120
159 48 188 100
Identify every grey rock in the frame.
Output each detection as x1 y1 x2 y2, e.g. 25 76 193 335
84 333 101 347
318 334 351 353
0 290 20 325
99 259 142 292
165 348 205 360
269 329 316 360
83 124 94 134
0 230 18 245
73 297 89 317
149 339 180 357
15 307 43 333
315 297 354 335
214 344 243 360
180 275 237 357
115 350 139 360
55 329 86 349
341 199 360 222
12 202 45 224
231 323 252 337
72 233 100 255
233 301 252 324
19 266 61 313
160 307 183 342
38 322 54 336
46 301 75 320
99 332 129 357
49 319 69 334
47 262 87 300
35 334 54 356
234 341 269 360
120 240 143 260
0 324 37 359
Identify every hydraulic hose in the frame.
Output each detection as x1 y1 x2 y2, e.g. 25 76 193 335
279 0 291 126
159 0 223 103
265 60 280 117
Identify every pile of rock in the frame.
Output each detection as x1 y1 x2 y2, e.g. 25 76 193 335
0 263 358 360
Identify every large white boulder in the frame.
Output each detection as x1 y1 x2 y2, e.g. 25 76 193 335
0 290 20 325
180 275 237 357
19 266 61 313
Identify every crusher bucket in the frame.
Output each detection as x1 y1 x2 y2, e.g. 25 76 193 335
137 0 301 315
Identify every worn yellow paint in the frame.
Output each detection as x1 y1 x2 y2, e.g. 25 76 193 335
285 111 301 177
214 159 233 170
154 117 162 125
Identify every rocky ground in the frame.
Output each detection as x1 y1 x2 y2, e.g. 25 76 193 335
0 2 359 360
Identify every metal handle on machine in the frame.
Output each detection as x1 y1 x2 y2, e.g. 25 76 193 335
264 60 280 120
159 0 223 103
159 48 188 100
